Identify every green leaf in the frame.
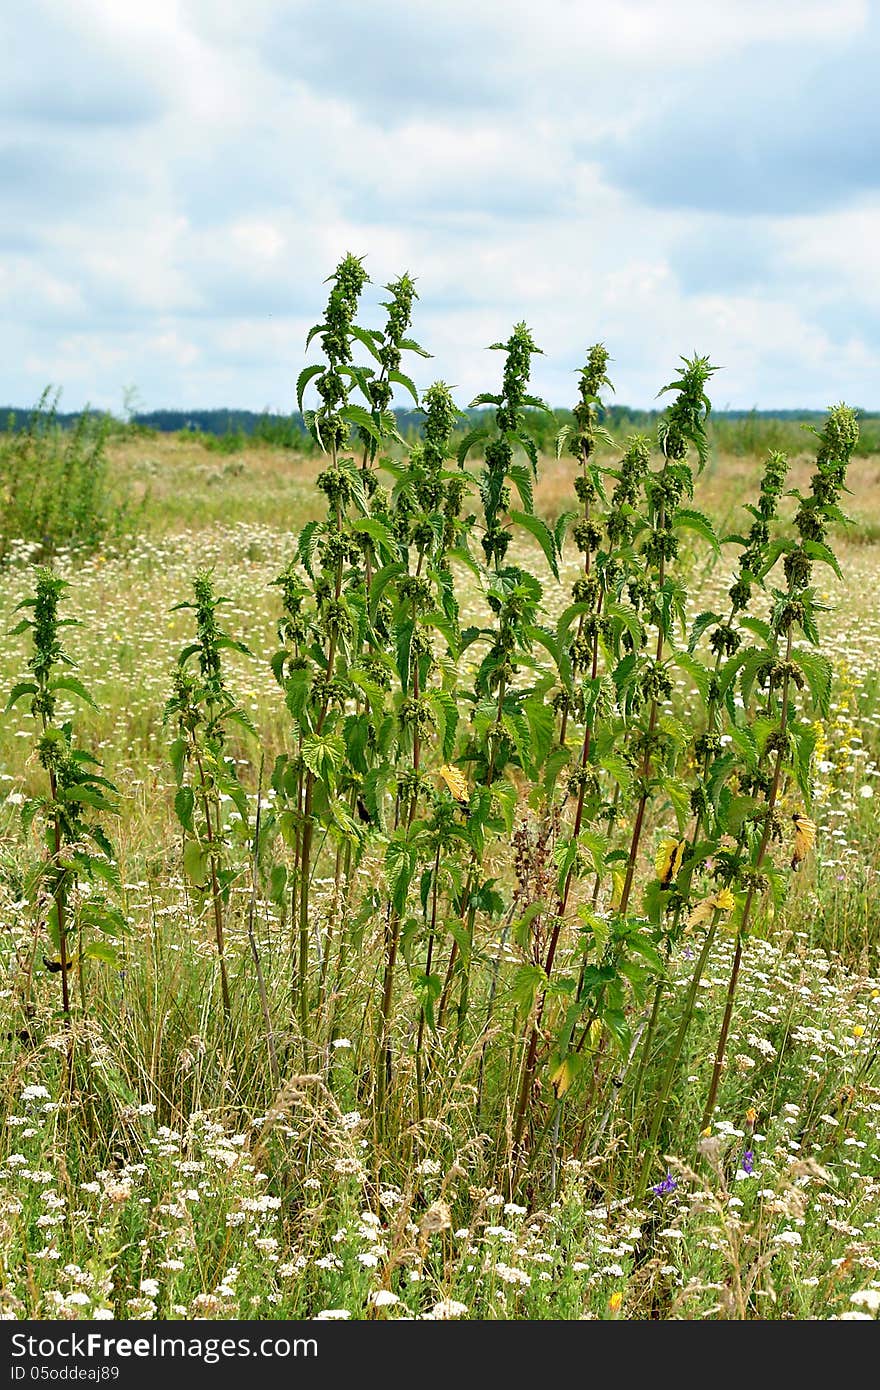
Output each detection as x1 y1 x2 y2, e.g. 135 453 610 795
802 540 843 581
350 324 383 363
688 611 722 653
456 425 490 466
83 941 120 967
296 363 324 414
174 786 195 832
183 840 208 889
339 404 382 444
795 649 833 719
509 510 559 580
399 337 432 359
369 561 406 621
510 962 547 1013
353 517 400 561
385 830 418 915
671 507 720 553
524 694 555 774
672 651 710 703
388 369 420 405
5 681 37 712
508 462 534 512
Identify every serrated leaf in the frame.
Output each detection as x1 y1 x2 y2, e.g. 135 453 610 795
350 324 383 363
339 403 382 444
388 369 419 405
296 363 324 414
456 424 490 466
688 611 722 654
510 510 559 580
5 681 37 712
399 336 432 359
174 785 195 832
672 507 720 553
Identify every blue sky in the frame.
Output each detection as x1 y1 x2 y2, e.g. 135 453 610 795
3 0 879 414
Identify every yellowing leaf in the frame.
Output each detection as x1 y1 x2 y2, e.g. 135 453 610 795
550 1056 574 1099
437 763 469 804
549 1052 584 1098
687 896 716 930
687 886 736 930
791 813 816 870
655 837 687 886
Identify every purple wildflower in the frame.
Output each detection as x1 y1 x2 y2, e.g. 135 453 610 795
652 1172 678 1196
741 1150 754 1175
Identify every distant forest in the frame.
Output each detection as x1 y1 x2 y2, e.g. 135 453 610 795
3 402 879 455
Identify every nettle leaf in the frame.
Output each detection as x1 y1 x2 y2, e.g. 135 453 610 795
169 737 188 785
488 778 517 835
510 962 547 1014
555 601 593 647
353 517 400 562
339 403 383 444
758 537 794 579
526 624 571 685
688 611 722 654
795 649 833 719
672 651 710 703
350 323 383 363
672 507 720 553
369 561 406 620
183 840 209 889
5 681 37 712
296 363 324 414
297 520 321 578
388 369 420 406
399 336 432 359
510 510 559 580
457 425 490 466
174 785 195 833
792 721 817 807
305 734 345 780
469 392 503 408
802 539 843 581
385 830 418 915
599 753 633 799
740 615 771 643
554 509 578 558
524 694 555 772
513 430 539 475
508 462 534 513
555 424 572 460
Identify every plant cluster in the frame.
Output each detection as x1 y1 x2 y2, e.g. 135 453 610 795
5 257 861 1209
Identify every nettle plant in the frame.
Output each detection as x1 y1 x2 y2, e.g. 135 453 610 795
165 571 255 1018
8 569 122 1017
124 254 854 1197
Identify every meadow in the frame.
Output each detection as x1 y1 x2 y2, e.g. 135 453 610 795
1 260 879 1322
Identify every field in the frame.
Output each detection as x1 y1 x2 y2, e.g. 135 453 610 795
1 305 880 1322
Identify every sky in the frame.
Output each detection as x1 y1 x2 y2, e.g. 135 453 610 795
3 0 880 415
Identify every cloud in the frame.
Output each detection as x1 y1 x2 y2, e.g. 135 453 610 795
1 0 878 412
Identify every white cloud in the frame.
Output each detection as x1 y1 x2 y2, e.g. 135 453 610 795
1 0 877 412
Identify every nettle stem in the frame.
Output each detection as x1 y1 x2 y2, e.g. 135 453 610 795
701 623 794 1126
193 745 231 1017
49 772 71 1016
618 503 667 918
